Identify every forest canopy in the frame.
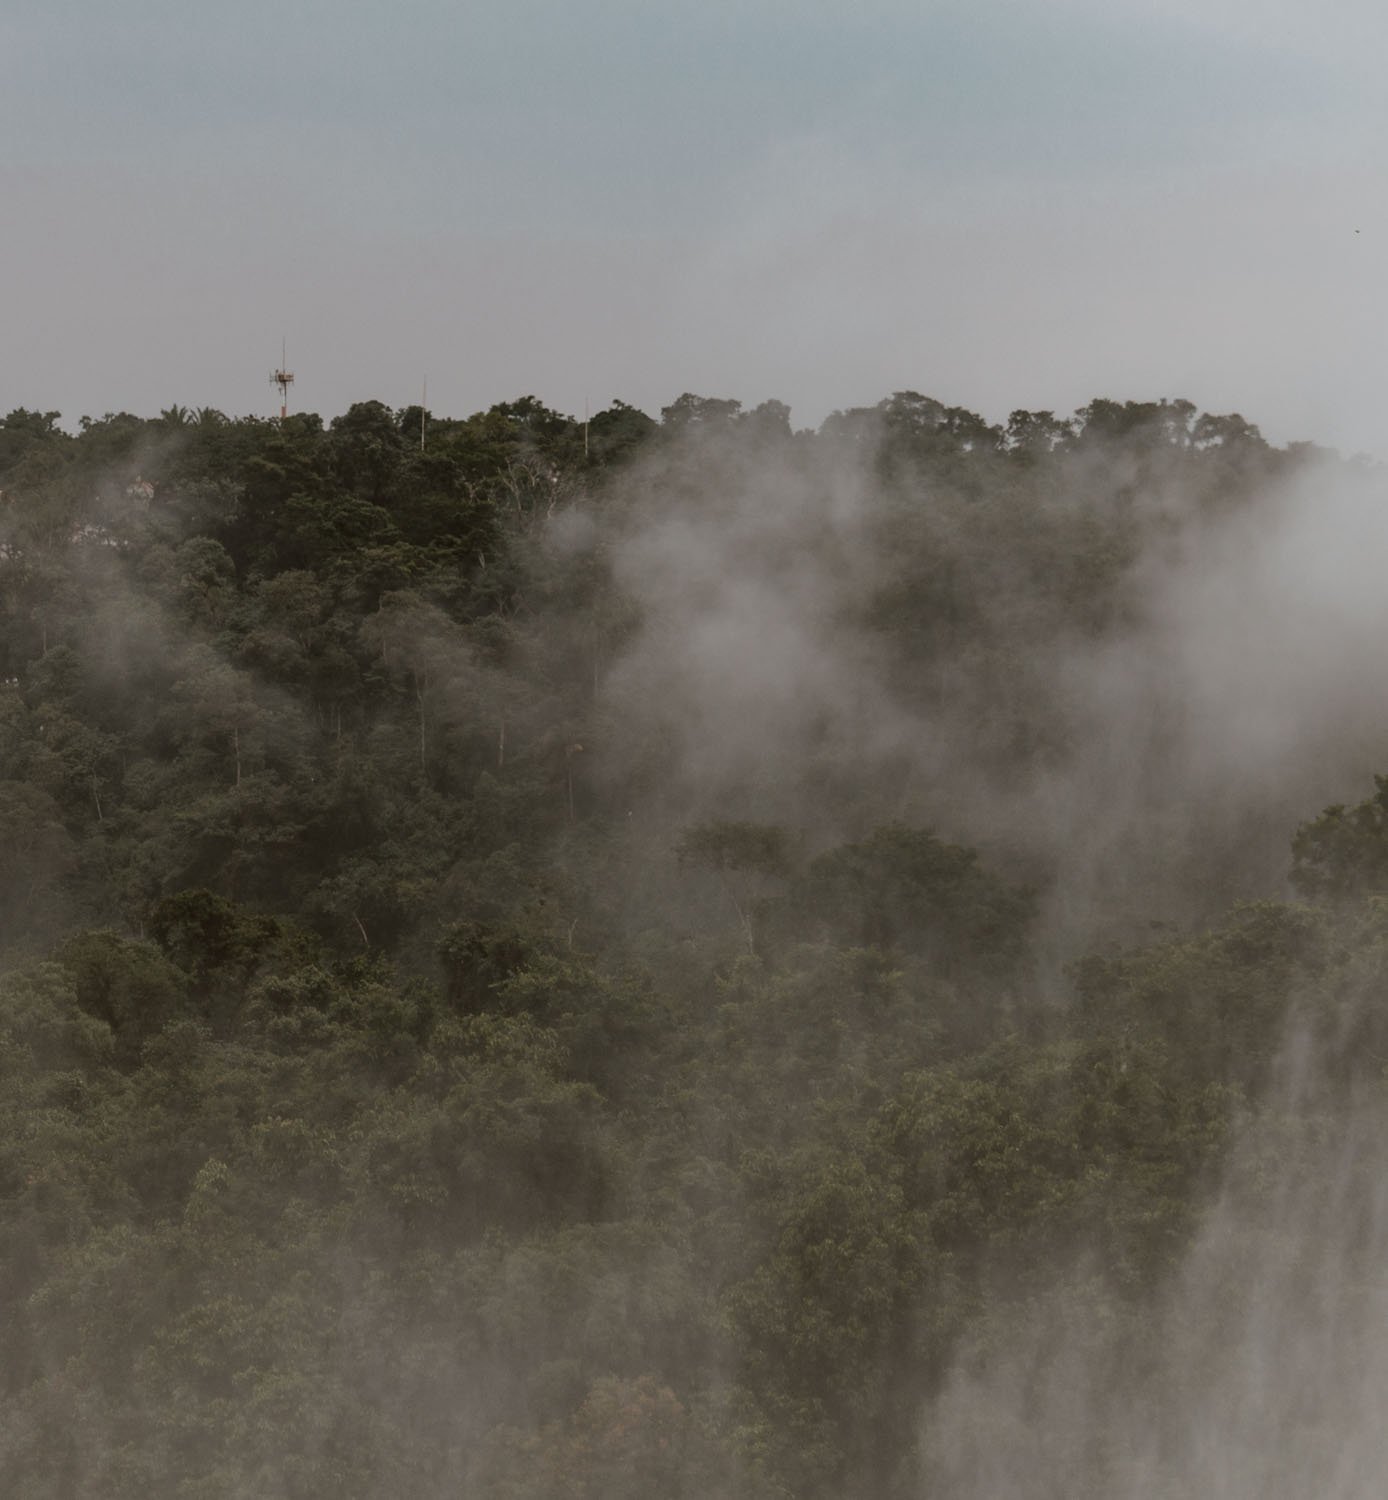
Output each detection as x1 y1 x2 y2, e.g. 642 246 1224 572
2 390 1387 1498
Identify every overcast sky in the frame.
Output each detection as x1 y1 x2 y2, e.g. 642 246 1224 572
5 0 1386 450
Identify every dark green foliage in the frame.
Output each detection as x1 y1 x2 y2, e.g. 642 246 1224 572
585 399 658 465
792 825 1034 975
1291 773 1388 901
55 930 185 1063
676 820 791 880
0 388 1373 1497
676 821 793 955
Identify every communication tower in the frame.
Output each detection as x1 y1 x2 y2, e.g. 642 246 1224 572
270 339 295 420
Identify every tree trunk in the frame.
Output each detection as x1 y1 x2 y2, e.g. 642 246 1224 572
415 675 427 772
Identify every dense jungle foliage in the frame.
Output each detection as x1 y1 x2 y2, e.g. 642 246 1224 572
2 391 1387 1497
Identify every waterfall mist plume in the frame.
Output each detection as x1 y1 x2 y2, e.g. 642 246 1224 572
920 960 1388 1498
593 411 1388 950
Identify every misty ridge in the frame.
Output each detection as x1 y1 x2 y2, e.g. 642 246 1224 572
3 390 1388 1497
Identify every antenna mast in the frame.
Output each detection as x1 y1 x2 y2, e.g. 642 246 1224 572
271 338 295 420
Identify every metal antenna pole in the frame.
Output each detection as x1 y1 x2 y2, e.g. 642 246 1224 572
271 338 295 420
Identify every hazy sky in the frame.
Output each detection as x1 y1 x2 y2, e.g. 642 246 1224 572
6 0 1387 450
